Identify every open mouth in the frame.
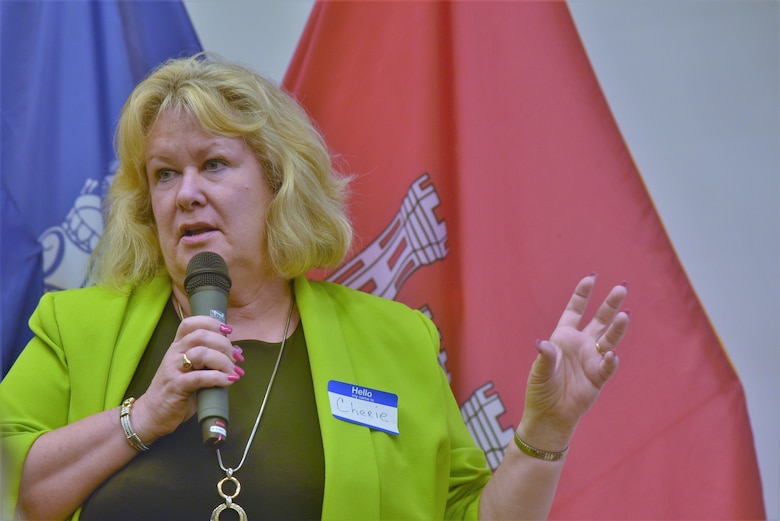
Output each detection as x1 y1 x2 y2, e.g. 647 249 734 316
183 227 214 237
180 224 218 239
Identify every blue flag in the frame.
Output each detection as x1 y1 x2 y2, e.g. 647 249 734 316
0 1 201 375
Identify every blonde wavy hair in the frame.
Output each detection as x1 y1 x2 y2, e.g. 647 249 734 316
89 53 352 290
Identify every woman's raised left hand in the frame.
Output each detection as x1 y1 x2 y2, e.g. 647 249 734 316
519 274 630 446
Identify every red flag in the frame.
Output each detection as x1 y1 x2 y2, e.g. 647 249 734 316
284 1 765 519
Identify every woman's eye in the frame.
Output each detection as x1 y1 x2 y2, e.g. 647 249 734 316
204 159 225 172
157 169 176 182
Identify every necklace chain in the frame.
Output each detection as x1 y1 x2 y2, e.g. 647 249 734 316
216 290 294 473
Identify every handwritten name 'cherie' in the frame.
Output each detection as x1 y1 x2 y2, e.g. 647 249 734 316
336 397 390 423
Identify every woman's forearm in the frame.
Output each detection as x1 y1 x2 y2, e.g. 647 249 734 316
16 407 139 520
479 441 567 520
479 417 574 520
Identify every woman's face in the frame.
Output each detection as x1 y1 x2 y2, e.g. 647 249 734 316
145 109 274 285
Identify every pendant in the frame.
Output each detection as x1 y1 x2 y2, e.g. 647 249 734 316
211 501 247 521
210 475 248 521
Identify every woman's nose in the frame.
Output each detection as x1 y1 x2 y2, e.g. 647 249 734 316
176 168 207 209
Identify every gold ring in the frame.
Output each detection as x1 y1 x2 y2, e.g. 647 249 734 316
182 353 193 370
595 341 607 356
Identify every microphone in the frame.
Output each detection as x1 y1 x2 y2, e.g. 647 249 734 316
184 251 232 447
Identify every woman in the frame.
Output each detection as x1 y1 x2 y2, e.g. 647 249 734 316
0 53 629 520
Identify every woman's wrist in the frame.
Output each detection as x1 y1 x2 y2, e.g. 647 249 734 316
119 398 151 451
515 416 575 455
119 396 159 450
514 432 568 461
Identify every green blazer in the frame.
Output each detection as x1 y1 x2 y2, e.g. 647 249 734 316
0 275 490 520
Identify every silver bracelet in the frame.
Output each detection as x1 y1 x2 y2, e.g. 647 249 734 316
120 397 150 452
514 431 568 462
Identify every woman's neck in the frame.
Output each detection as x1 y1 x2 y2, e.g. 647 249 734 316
171 276 297 343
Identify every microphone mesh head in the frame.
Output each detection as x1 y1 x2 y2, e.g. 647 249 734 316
184 251 232 296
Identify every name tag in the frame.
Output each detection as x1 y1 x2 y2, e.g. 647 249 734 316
328 380 399 435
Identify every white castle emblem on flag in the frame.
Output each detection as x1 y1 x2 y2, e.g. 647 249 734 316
461 383 516 469
328 173 511 469
39 174 113 292
328 173 448 299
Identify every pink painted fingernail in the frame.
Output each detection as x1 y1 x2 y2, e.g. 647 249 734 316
619 280 629 288
233 346 245 363
234 365 245 377
227 373 241 382
623 308 632 316
219 324 233 335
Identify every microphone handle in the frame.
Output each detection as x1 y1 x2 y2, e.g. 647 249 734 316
189 287 230 447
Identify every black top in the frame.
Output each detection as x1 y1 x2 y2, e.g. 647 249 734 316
80 301 325 520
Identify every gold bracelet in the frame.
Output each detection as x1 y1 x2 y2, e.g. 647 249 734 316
514 431 568 461
120 397 150 452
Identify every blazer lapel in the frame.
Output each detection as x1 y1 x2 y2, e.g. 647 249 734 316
104 276 171 408
294 277 381 520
